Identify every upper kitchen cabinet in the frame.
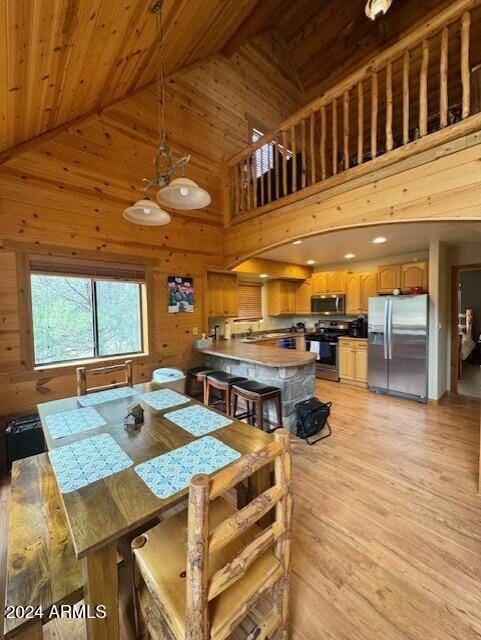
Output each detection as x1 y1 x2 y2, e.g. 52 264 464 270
312 271 347 294
267 279 297 316
378 261 428 294
346 272 377 314
360 272 378 312
206 272 239 317
401 261 428 291
295 279 312 314
311 272 328 294
377 264 401 293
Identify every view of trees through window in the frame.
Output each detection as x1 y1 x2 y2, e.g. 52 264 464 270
31 274 143 365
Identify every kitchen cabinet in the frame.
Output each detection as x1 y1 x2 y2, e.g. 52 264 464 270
312 271 347 295
377 264 401 293
401 261 428 291
346 272 377 315
267 279 297 316
378 261 428 294
338 338 368 385
326 271 347 294
361 272 378 312
295 279 312 314
311 272 328 294
346 274 362 315
206 272 238 317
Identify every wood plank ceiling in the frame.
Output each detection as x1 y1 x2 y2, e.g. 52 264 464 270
0 0 263 153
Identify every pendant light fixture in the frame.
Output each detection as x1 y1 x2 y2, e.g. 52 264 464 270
122 199 171 226
365 0 393 20
122 0 211 224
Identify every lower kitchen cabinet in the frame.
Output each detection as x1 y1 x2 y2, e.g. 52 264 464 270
338 338 368 386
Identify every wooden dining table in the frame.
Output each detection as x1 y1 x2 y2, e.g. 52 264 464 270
37 382 273 640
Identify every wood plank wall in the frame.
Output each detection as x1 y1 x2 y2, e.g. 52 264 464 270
0 32 302 451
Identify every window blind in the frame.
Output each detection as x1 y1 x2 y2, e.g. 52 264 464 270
236 282 263 320
29 255 146 283
252 128 274 178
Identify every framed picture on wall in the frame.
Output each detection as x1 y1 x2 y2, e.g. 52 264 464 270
168 276 194 313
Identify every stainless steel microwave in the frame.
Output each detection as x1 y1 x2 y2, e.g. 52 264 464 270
311 294 345 315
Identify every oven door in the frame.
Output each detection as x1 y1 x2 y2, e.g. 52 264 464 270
306 339 338 367
311 295 345 315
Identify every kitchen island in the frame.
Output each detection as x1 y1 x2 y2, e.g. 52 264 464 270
198 340 316 430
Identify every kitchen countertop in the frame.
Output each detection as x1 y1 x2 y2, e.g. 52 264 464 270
197 340 316 368
237 332 305 343
338 336 368 341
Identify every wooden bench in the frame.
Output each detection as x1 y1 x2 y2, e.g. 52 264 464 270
4 454 84 639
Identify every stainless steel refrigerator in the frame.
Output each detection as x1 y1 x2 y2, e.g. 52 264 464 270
368 294 429 403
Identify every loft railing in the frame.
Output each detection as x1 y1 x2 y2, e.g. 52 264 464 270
226 0 481 223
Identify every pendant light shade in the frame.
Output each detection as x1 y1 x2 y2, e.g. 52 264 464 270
156 177 211 210
365 0 393 20
122 199 171 226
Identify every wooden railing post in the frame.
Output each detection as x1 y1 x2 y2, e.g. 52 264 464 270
371 72 378 159
301 118 307 189
281 130 288 197
309 112 316 185
343 90 350 170
320 105 327 179
386 62 393 152
403 50 410 144
291 124 297 193
461 11 471 119
332 99 338 175
440 27 449 128
357 81 364 165
419 40 429 137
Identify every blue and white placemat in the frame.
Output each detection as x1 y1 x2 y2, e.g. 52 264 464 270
44 406 107 440
77 386 138 407
138 388 190 411
135 436 240 499
49 433 133 493
165 404 232 436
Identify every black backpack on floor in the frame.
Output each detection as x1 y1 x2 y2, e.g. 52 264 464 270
295 398 332 445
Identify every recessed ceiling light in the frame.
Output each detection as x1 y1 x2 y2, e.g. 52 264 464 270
373 236 387 244
259 273 269 278
344 253 355 260
293 240 302 245
306 260 315 265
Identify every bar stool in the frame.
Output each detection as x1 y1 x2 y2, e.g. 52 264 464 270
185 366 218 399
231 380 283 432
205 371 247 414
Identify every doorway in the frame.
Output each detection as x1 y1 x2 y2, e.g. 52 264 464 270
451 264 481 398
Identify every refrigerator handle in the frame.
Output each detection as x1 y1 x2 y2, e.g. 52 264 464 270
383 299 389 360
388 297 393 360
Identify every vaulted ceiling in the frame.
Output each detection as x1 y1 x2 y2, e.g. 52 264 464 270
0 0 459 163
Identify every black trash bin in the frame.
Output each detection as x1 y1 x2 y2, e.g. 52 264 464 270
5 414 45 470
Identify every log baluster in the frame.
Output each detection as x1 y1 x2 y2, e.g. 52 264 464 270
357 81 364 165
371 72 378 159
343 90 350 170
267 142 272 204
274 137 280 201
259 147 265 207
440 27 449 128
301 118 307 188
461 11 471 120
332 99 338 175
419 40 429 137
386 62 393 152
309 111 316 185
320 105 327 180
291 124 297 193
403 51 410 144
281 130 288 197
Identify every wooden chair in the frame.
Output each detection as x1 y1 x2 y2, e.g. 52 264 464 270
76 359 133 396
132 429 292 640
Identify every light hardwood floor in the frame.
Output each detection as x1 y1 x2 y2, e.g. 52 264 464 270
1 383 480 639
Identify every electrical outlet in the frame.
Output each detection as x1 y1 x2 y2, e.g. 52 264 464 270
192 326 198 336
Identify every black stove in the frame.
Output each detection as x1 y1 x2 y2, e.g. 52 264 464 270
306 322 350 381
